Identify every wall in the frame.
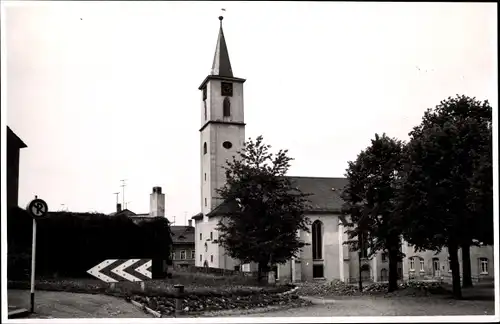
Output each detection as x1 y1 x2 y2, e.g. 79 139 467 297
300 213 341 281
7 128 27 211
171 243 196 268
403 244 495 281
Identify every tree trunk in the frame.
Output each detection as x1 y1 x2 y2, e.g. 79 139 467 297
448 243 462 299
461 243 473 288
257 262 263 283
388 248 399 292
358 251 363 292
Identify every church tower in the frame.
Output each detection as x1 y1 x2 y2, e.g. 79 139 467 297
199 16 246 217
195 16 246 269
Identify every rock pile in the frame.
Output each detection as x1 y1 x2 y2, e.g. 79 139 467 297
130 289 309 316
297 280 449 297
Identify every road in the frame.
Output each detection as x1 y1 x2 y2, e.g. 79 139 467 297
8 289 495 318
241 295 495 317
8 289 151 318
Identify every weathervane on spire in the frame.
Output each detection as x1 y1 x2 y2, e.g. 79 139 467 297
219 8 226 26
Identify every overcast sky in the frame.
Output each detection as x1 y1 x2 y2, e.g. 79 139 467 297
2 1 497 224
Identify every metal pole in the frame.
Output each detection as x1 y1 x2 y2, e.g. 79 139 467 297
174 284 184 316
30 218 37 313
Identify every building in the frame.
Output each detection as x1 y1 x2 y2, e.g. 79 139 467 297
7 126 27 211
170 220 196 269
192 16 494 283
110 186 166 222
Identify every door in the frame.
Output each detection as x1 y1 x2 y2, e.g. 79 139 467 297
432 258 440 277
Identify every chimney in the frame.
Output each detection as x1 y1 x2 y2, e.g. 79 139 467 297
150 186 165 217
116 203 122 213
188 219 192 227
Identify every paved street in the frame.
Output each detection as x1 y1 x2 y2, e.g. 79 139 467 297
8 289 151 318
242 296 495 317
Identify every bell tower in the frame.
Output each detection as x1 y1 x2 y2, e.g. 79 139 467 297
199 16 246 219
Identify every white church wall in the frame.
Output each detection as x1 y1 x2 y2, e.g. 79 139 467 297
300 213 341 281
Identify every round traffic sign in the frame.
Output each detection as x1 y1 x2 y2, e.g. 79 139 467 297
28 199 49 218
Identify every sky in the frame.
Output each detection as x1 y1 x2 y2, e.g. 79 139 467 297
2 1 497 224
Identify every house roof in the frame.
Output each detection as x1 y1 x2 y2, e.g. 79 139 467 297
205 176 348 218
170 225 195 244
7 126 27 149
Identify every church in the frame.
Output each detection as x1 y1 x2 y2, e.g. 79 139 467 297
191 16 494 283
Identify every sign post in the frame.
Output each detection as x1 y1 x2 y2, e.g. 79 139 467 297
27 196 49 314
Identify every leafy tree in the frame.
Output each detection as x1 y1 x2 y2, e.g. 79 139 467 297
341 133 405 292
399 95 492 298
215 136 311 282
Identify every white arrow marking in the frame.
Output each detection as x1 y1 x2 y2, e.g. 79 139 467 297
111 259 141 282
135 260 152 279
87 259 118 283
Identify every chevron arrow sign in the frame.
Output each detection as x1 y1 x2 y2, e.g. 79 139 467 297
87 259 152 283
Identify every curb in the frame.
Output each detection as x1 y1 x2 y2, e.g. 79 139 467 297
298 296 337 305
8 307 31 319
130 300 162 318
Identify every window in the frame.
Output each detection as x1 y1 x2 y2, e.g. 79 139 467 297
180 250 186 260
203 142 207 155
171 251 175 260
420 259 425 272
204 242 208 252
202 86 207 101
191 250 196 259
222 141 233 149
210 232 213 240
204 198 207 207
433 258 440 271
381 252 387 262
479 258 488 274
199 233 202 241
204 101 207 120
448 257 452 272
204 173 206 181
223 97 231 117
312 220 323 260
409 257 415 271
199 254 202 262
210 255 214 263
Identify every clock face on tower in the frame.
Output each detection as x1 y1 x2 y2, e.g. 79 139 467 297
221 82 233 97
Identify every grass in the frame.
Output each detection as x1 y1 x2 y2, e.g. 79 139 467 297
8 270 289 298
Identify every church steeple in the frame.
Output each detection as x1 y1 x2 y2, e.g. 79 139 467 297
211 16 233 77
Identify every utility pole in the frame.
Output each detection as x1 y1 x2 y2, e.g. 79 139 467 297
120 179 127 209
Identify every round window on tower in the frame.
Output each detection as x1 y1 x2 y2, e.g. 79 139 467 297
222 141 233 149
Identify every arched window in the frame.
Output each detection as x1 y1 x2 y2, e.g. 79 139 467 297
203 142 207 155
312 220 323 260
223 97 231 117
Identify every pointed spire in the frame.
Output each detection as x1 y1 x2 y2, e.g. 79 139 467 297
211 16 233 77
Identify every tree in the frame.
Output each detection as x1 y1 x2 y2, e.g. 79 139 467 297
215 136 311 282
341 133 405 292
399 95 492 298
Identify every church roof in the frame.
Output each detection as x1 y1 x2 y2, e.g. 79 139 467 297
205 176 348 218
211 16 233 77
